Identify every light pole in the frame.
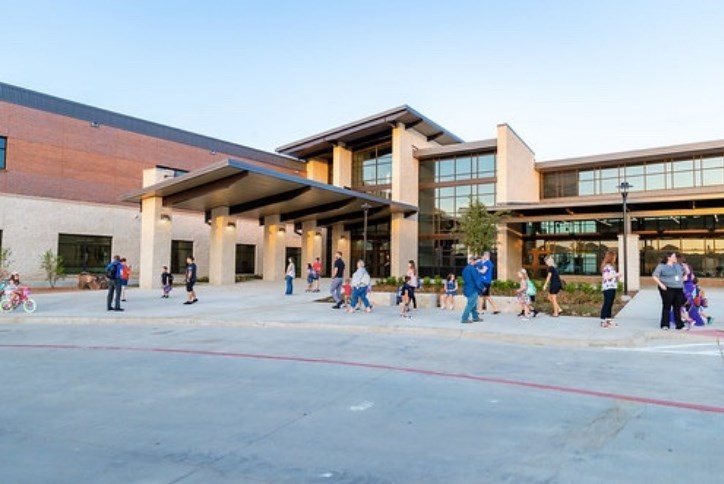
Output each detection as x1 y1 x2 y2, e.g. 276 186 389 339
361 202 371 266
618 181 631 294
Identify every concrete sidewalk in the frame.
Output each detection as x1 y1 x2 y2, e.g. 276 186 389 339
2 279 722 347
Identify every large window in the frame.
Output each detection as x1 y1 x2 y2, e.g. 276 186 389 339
0 137 6 170
58 234 112 273
171 240 194 274
352 143 392 195
543 154 724 199
235 244 255 274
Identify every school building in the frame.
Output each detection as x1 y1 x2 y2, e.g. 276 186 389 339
1 81 723 290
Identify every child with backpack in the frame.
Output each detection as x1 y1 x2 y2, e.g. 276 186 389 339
516 269 536 321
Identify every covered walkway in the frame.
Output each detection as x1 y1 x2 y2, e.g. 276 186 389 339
122 159 417 288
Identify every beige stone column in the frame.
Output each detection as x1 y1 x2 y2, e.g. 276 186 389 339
263 214 286 282
208 206 236 285
332 144 352 188
496 224 522 282
617 233 640 292
301 221 323 268
390 122 419 277
138 196 172 289
331 224 351 277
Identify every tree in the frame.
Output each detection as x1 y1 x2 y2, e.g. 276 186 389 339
39 250 66 288
455 199 509 256
0 247 13 279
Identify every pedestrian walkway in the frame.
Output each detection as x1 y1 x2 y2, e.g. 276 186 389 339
1 280 722 348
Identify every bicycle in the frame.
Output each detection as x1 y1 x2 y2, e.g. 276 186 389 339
1 286 37 313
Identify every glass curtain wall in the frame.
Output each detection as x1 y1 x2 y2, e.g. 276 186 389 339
522 215 724 278
419 151 496 277
543 154 724 199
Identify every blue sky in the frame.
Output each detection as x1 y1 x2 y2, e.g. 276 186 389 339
3 0 724 160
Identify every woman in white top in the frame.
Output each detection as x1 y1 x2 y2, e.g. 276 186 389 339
348 259 372 313
406 260 418 309
284 257 295 295
599 250 619 328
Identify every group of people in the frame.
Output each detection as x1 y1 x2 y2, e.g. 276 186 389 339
104 255 198 310
652 252 714 330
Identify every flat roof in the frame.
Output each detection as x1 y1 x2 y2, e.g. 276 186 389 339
276 105 464 160
537 138 724 172
122 159 417 227
0 82 300 170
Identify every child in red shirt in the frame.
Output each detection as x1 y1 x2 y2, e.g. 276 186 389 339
342 278 352 308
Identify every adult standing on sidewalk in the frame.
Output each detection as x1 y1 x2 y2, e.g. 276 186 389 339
461 256 484 324
184 255 198 305
599 251 619 328
652 251 685 330
105 255 123 312
285 257 295 295
330 251 345 309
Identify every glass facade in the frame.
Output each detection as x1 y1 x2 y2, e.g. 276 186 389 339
522 215 724 278
543 154 724 198
0 137 6 170
418 151 497 276
352 142 392 199
351 222 390 278
58 234 112 274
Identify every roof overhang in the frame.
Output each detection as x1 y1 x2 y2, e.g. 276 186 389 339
121 159 417 226
414 139 497 160
497 186 724 219
537 139 724 173
276 105 464 160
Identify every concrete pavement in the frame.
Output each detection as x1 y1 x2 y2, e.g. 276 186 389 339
2 279 722 348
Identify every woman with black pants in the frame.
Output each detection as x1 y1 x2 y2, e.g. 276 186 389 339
599 251 619 328
651 251 685 330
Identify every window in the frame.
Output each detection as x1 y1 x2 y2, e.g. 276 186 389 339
58 234 112 273
0 137 6 170
235 244 255 274
171 240 194 273
352 143 392 188
430 152 496 182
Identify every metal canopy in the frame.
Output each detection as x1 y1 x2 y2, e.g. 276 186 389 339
121 159 417 226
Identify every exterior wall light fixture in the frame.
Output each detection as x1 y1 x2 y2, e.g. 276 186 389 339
160 214 172 222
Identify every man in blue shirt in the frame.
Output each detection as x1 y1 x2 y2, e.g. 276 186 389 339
105 255 123 311
478 251 500 315
461 256 484 323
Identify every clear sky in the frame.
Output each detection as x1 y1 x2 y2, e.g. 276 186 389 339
3 0 724 161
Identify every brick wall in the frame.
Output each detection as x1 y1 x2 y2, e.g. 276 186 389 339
0 101 304 206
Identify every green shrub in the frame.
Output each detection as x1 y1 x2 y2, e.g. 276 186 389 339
423 276 431 287
433 275 443 286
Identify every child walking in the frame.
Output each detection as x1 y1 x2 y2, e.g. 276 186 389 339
161 266 173 298
342 278 352 308
441 273 457 310
398 275 414 319
516 269 533 320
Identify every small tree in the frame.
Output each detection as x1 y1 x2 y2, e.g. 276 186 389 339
0 247 13 279
40 250 66 288
455 199 509 256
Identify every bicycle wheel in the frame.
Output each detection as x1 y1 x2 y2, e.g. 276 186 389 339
1 297 14 312
23 298 36 314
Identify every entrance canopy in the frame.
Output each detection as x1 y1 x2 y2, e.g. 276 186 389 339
122 159 417 226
